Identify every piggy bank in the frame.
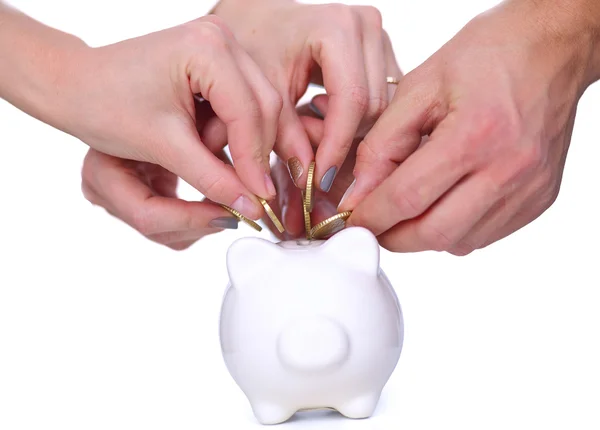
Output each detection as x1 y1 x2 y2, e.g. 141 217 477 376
218 226 403 424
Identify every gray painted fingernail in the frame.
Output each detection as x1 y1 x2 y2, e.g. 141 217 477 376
320 167 337 192
309 101 324 119
208 217 239 229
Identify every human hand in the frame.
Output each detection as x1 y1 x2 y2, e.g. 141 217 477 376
81 148 239 250
262 99 368 241
339 0 600 255
212 0 401 193
5 12 282 221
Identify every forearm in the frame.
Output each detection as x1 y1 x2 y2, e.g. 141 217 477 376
0 3 89 133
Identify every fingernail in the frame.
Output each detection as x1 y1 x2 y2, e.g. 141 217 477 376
265 173 276 197
309 101 324 119
208 217 239 229
338 178 356 210
231 195 256 219
320 166 337 192
286 157 303 187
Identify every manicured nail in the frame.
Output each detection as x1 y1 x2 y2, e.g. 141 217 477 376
286 157 304 187
320 166 337 192
265 173 276 197
338 178 356 210
231 195 256 219
309 101 324 119
208 217 239 229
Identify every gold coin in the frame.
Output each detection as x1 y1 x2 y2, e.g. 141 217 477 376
302 190 312 240
304 161 315 212
220 204 262 232
259 197 285 234
310 211 352 240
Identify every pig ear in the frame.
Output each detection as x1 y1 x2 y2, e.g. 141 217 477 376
320 226 380 276
226 236 284 288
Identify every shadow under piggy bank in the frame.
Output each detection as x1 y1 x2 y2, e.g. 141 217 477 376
219 226 404 425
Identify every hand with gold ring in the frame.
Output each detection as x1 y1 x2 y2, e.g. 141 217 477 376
210 0 403 195
339 0 600 255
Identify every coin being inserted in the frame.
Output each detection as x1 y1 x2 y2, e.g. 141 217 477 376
304 161 315 212
310 211 352 240
301 190 312 240
259 197 285 234
220 204 263 232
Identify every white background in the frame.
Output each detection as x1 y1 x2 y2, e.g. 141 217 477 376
1 0 599 429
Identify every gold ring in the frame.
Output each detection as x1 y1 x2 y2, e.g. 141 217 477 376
386 76 400 85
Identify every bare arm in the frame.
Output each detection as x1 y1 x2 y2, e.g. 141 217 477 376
0 2 89 135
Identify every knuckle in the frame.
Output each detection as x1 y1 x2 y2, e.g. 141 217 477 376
131 208 156 236
326 4 358 30
448 241 476 256
184 21 227 51
391 185 424 219
356 135 382 165
263 90 283 120
199 14 226 30
346 84 370 115
537 168 560 208
169 241 193 251
515 141 545 174
200 174 228 197
365 95 388 123
460 105 521 169
80 182 97 205
417 222 455 252
357 5 383 29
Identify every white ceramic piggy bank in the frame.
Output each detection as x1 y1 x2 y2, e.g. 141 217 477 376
219 226 403 425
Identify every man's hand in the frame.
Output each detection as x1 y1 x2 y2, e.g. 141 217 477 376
339 0 600 255
212 0 401 193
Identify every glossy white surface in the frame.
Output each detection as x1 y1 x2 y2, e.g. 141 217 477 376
1 1 600 429
220 227 403 424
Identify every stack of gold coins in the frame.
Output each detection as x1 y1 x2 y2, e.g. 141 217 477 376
220 160 352 240
302 161 352 240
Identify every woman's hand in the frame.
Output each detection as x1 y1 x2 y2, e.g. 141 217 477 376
81 149 241 250
0 7 282 220
339 0 600 255
212 0 401 193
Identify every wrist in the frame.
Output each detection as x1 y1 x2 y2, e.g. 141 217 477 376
507 0 600 88
0 5 91 136
211 0 295 36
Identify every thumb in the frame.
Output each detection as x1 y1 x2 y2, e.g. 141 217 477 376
337 74 441 212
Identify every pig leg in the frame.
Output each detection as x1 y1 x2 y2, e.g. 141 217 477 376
336 392 380 419
251 401 296 425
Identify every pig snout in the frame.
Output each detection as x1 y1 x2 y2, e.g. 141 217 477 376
276 316 350 373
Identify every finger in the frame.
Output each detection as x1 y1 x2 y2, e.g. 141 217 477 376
382 29 403 102
152 119 263 219
90 150 240 235
345 126 472 237
221 25 285 187
312 21 369 192
168 239 203 251
337 72 442 212
448 172 556 255
149 225 228 247
377 172 502 253
271 155 305 239
273 99 316 189
355 6 388 134
299 98 360 205
189 18 278 201
194 97 228 154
